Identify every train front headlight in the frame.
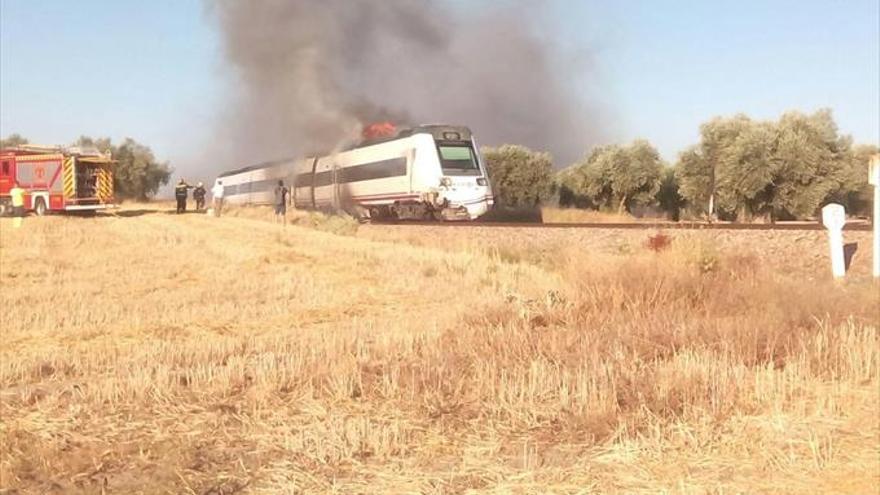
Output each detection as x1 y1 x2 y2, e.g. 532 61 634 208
440 177 452 188
476 177 488 186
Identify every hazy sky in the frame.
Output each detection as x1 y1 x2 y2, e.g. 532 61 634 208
1 0 877 181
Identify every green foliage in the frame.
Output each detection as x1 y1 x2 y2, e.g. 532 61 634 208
675 146 712 216
77 136 172 200
714 120 777 219
676 109 873 220
656 167 685 220
834 144 880 216
75 136 113 153
676 114 752 218
566 140 663 214
481 145 553 207
0 134 29 149
554 166 592 208
767 110 849 218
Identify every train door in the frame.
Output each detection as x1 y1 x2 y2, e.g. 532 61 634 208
0 156 15 195
240 176 251 205
332 163 340 211
288 169 297 207
407 147 417 194
310 158 318 209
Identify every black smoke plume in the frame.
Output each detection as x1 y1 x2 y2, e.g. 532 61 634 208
207 0 606 166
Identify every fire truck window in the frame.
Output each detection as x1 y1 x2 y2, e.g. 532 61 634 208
1 162 9 175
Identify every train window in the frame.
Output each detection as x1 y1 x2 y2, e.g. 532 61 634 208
438 145 480 176
294 173 314 188
1 161 9 176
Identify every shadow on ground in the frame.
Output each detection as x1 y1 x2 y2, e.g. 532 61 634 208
162 210 209 216
112 209 163 218
844 242 859 271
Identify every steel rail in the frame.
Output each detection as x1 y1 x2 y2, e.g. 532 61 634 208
368 220 873 231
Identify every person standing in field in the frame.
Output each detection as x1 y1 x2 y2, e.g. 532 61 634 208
211 180 225 217
273 180 289 225
174 179 192 214
9 181 26 217
193 182 207 211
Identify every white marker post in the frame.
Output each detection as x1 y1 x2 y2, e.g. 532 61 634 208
822 203 847 279
869 155 880 278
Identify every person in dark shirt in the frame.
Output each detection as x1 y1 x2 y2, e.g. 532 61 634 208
174 179 193 214
273 180 289 225
192 182 207 211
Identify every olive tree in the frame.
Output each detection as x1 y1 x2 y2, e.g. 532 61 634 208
676 109 868 220
566 140 663 214
77 136 172 200
481 145 554 207
675 114 752 219
0 134 28 149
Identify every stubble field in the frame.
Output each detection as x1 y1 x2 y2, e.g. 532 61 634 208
1 205 878 494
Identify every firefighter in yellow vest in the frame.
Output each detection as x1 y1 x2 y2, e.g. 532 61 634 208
9 181 26 217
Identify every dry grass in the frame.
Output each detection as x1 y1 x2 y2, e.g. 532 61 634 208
221 204 361 236
0 206 877 494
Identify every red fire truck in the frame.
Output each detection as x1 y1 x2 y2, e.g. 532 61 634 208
0 145 116 216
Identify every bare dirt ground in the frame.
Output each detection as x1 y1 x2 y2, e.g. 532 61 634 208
1 205 878 494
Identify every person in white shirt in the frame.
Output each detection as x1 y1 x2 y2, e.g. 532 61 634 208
211 180 225 217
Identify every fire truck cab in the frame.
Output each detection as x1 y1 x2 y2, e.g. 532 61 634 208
0 145 116 216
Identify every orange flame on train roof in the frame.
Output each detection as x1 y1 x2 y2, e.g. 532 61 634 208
362 122 397 141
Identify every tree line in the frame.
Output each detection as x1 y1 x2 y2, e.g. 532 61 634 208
484 109 878 221
0 134 172 200
2 108 876 218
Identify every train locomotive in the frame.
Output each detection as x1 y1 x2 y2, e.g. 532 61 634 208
215 124 494 221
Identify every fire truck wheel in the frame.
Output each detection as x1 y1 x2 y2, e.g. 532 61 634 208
0 203 7 217
34 198 47 216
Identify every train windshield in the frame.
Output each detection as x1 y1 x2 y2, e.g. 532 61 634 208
437 145 481 176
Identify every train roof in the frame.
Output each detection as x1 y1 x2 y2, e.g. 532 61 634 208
217 157 296 178
342 124 474 151
216 124 474 178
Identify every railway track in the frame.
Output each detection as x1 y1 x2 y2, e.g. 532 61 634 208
370 220 874 231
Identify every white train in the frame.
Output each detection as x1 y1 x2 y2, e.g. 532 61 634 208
214 125 494 220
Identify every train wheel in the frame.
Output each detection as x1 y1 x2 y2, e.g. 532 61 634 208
34 198 47 216
0 203 7 217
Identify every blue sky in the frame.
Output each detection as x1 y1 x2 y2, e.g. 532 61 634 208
557 1 880 157
1 0 878 180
